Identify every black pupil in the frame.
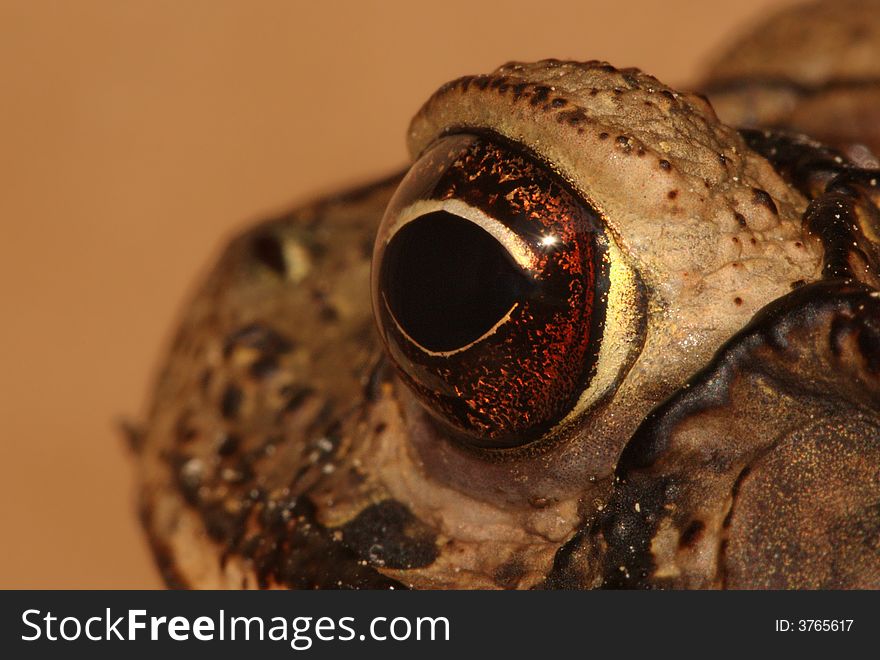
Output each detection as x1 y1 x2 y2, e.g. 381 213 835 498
380 210 529 352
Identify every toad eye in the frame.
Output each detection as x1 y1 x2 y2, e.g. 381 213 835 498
372 134 633 449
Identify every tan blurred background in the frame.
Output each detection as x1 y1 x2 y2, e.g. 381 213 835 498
0 0 797 588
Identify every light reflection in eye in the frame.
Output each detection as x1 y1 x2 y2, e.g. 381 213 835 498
539 234 559 248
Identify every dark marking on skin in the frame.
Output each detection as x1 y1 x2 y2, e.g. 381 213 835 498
679 520 705 548
242 496 404 590
723 467 751 530
550 97 567 108
223 323 294 359
493 560 527 588
530 85 551 106
279 385 314 414
489 76 509 91
320 306 339 322
615 135 632 152
598 131 609 140
220 384 243 420
667 190 678 200
340 500 439 570
510 83 527 100
249 355 279 379
558 109 588 125
659 159 671 171
542 528 591 589
599 475 667 588
216 433 239 457
751 187 779 215
734 297 744 306
251 232 287 276
717 539 730 590
304 400 337 436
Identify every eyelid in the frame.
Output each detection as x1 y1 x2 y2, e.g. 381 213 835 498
384 198 539 271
